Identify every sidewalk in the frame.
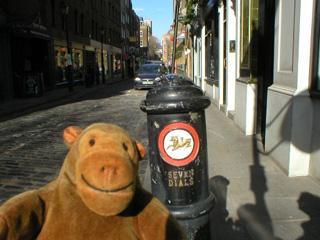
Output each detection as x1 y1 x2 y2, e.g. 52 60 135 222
0 78 128 122
205 102 320 239
2 81 320 239
143 101 320 239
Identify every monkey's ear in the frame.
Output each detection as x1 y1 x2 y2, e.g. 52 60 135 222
63 126 83 148
135 141 146 160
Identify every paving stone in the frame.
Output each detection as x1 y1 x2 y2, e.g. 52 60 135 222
0 82 149 204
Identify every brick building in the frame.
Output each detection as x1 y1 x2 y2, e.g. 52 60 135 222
0 0 138 100
121 0 140 77
139 18 152 61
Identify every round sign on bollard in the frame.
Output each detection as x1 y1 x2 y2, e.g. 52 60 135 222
140 74 215 240
158 122 200 167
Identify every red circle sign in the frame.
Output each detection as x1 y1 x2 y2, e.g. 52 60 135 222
158 122 200 166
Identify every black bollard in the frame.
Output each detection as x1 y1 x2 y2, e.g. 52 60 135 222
140 74 215 239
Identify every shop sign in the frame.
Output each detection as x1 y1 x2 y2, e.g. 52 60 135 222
129 36 137 42
180 8 187 16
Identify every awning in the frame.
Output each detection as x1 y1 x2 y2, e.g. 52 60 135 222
11 26 51 40
8 14 50 40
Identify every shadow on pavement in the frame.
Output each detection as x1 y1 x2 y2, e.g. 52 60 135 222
297 192 320 240
209 136 281 240
210 175 251 239
0 79 137 122
236 137 282 240
209 133 320 239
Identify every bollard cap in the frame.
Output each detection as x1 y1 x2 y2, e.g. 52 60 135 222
154 74 194 87
140 74 211 114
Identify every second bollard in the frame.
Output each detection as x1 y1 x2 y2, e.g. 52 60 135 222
140 74 215 239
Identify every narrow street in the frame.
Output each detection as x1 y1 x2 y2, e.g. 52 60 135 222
0 80 150 205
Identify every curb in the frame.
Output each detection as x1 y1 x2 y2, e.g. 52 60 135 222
0 78 132 122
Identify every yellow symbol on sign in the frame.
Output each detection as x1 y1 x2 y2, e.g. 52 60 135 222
166 136 191 151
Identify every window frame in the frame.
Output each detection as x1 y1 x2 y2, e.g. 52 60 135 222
311 0 320 95
239 0 259 80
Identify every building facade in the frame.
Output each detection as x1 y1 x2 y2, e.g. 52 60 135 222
0 0 139 100
121 0 140 77
139 18 152 61
184 0 320 183
162 31 173 69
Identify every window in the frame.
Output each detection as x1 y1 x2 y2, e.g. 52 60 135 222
92 20 95 38
50 0 56 26
140 40 143 47
74 10 78 34
101 0 103 16
240 0 259 80
312 0 320 92
96 22 98 40
103 1 106 17
81 14 84 36
61 13 66 30
140 30 143 37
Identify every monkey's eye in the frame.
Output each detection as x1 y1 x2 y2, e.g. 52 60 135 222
123 143 128 151
89 139 95 146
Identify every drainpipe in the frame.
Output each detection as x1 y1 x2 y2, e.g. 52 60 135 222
171 0 180 74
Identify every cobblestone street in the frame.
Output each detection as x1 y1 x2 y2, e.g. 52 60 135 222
0 80 149 205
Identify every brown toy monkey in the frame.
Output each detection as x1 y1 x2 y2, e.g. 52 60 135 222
0 123 187 240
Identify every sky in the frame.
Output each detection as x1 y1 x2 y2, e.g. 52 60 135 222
132 0 174 43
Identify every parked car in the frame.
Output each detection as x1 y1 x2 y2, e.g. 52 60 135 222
145 60 163 65
134 64 167 90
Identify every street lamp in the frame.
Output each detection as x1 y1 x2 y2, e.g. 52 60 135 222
60 0 73 92
100 27 106 84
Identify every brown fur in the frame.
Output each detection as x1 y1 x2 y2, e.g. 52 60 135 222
0 123 187 240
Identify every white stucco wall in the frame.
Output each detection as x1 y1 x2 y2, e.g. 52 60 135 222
265 0 314 177
265 87 293 174
310 100 320 182
234 81 257 135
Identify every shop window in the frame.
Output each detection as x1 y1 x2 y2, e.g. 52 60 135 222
54 46 68 83
205 18 215 80
312 0 320 92
240 0 259 81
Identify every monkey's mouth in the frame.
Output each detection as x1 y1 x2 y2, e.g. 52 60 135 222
81 175 134 193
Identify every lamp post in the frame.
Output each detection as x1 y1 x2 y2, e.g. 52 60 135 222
100 27 106 84
60 0 73 92
121 39 124 79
